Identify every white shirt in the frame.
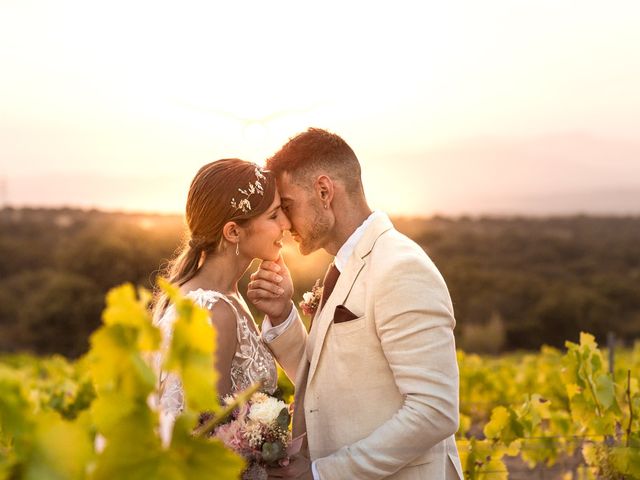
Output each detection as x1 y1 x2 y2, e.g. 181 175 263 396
334 210 385 271
261 210 386 479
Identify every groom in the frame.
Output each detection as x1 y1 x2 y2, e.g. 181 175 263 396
248 128 463 479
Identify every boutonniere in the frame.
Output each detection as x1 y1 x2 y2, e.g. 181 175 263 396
299 279 322 317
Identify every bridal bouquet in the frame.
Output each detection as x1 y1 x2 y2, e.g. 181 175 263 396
210 392 302 480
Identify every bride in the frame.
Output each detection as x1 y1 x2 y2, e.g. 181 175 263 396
151 158 292 444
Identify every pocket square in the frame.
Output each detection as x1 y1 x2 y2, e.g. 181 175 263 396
333 304 359 324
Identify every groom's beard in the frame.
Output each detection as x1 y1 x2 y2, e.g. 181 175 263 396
297 204 331 255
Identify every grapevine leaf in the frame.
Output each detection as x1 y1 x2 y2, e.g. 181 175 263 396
570 394 597 429
594 374 615 410
169 416 245 479
103 285 147 329
0 373 32 441
566 383 581 400
580 332 597 349
92 423 168 480
610 446 640 476
483 406 523 446
484 406 509 439
590 411 617 436
161 280 219 413
22 413 93 480
88 325 156 401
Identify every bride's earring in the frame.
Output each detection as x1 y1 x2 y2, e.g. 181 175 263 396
235 242 239 256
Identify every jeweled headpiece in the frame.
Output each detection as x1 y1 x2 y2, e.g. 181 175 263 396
230 166 267 213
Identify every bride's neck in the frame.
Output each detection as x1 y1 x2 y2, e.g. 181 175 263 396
189 249 251 296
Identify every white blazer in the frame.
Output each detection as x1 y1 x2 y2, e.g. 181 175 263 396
267 215 463 479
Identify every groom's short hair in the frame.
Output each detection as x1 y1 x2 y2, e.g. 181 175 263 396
266 128 363 194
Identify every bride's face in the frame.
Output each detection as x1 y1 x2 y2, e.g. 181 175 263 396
241 190 291 261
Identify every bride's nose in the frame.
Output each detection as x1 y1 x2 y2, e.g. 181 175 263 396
280 215 291 232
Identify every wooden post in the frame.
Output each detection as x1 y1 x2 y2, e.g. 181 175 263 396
607 331 615 374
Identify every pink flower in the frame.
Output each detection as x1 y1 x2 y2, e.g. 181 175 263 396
214 421 246 451
213 392 299 472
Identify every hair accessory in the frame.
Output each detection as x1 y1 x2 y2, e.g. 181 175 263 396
230 166 267 213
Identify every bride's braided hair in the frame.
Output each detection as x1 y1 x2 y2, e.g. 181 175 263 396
152 158 276 320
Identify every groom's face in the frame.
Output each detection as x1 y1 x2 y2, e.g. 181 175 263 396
277 171 331 255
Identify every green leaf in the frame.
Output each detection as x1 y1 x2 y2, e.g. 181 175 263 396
610 445 640 476
594 374 615 410
92 422 168 480
570 394 598 428
88 325 156 401
590 411 617 436
276 407 291 429
0 372 33 441
483 406 509 438
22 413 93 480
566 383 581 400
169 416 245 479
262 441 285 464
161 281 219 413
483 406 523 446
579 332 597 349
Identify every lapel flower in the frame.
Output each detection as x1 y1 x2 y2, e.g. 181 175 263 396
299 279 322 317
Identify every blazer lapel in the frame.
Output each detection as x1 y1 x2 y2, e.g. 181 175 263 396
306 214 394 385
307 256 364 384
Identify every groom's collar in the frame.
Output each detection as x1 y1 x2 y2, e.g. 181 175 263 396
334 211 391 272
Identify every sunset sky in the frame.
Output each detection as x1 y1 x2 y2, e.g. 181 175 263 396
1 0 639 216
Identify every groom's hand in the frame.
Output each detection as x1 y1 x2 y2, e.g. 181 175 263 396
267 454 312 479
247 255 294 324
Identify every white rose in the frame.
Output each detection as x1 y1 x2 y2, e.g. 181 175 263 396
302 292 314 303
248 397 287 425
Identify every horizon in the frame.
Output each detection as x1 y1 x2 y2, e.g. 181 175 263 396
3 204 640 221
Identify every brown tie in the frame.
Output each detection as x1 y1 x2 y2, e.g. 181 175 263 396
320 263 341 309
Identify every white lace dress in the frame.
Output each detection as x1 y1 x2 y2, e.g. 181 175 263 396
152 289 278 444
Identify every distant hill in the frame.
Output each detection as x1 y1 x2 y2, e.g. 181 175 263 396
441 186 640 216
1 207 639 356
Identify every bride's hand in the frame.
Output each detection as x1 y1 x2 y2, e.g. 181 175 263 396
247 255 294 324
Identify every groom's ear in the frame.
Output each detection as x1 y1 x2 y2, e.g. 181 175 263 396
315 175 334 206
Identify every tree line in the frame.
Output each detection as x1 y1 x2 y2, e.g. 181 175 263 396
1 208 639 357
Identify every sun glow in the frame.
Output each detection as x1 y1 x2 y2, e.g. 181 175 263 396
2 1 639 215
